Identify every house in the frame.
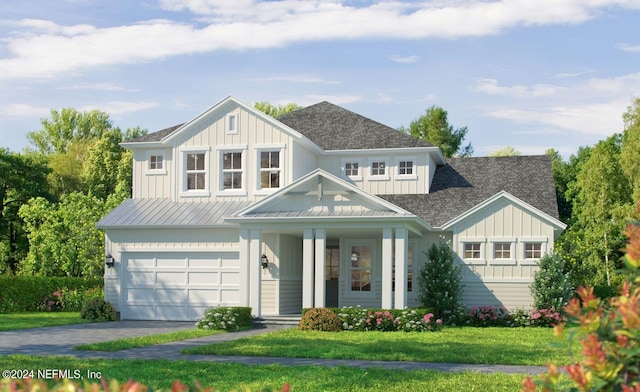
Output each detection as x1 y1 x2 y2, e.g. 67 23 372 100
96 96 566 321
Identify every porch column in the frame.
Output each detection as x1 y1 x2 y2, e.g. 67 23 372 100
394 227 408 309
248 229 262 317
238 229 250 308
314 229 326 307
302 228 314 309
381 228 393 309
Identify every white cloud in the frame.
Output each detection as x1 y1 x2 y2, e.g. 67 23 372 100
2 1 640 80
388 54 419 64
81 101 158 115
474 78 562 97
587 72 640 92
302 94 362 105
555 69 596 78
248 75 341 84
61 82 140 92
615 43 640 53
0 103 50 117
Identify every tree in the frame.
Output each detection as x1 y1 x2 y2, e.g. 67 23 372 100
0 149 50 274
84 130 129 200
530 253 574 312
27 108 113 155
417 241 464 321
488 146 521 157
254 102 302 117
402 105 473 157
621 97 640 202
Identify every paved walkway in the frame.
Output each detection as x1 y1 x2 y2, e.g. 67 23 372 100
0 321 547 375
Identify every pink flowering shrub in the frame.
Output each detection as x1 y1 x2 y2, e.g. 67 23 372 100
529 308 563 327
396 310 443 332
365 310 397 331
335 307 442 332
467 305 511 327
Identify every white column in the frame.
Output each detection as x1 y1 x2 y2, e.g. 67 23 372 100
238 229 250 308
394 227 408 309
302 228 314 309
314 229 326 308
249 229 262 317
381 228 393 309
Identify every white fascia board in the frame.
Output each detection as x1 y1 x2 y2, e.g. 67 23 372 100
440 191 567 231
225 215 431 233
120 141 166 149
324 146 445 163
97 224 232 230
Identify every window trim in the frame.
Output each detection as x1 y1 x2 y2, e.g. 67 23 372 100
368 157 390 181
216 145 247 196
179 146 211 197
460 238 486 265
395 156 417 180
488 238 516 265
520 237 549 265
225 113 238 135
341 159 363 181
255 144 286 195
146 151 167 175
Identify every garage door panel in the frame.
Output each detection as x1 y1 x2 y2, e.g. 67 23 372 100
188 272 218 285
123 251 240 321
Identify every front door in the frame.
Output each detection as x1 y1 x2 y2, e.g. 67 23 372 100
325 245 340 307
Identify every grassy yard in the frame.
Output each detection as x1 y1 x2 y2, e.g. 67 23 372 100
74 329 224 351
183 327 581 366
0 312 92 331
1 355 528 392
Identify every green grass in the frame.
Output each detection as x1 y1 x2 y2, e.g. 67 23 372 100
0 355 528 392
0 312 93 331
74 329 224 351
183 327 580 366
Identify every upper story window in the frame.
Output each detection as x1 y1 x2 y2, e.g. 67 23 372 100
222 152 243 190
398 160 413 175
493 243 512 259
150 155 163 170
371 161 386 176
345 162 359 177
260 151 280 189
186 153 206 190
524 243 542 259
464 243 481 259
226 113 238 134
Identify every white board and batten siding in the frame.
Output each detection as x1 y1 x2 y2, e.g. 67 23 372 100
451 198 556 310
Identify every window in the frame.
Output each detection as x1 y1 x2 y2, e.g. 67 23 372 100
371 161 386 176
186 153 206 190
226 113 238 134
150 155 163 170
345 162 359 177
325 246 340 281
494 243 511 259
222 152 242 190
398 161 413 175
350 245 372 292
464 243 481 259
525 243 542 259
260 151 280 189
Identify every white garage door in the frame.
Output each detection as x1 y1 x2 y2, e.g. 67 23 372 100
122 251 240 321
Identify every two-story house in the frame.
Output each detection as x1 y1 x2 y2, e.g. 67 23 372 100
97 96 566 321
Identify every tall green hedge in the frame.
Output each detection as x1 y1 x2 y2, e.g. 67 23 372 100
0 276 103 313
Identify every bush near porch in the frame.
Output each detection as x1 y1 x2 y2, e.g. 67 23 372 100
0 277 103 313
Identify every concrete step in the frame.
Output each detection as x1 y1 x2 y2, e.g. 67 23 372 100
253 315 301 326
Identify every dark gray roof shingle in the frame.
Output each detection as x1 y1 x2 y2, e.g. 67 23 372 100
277 102 432 150
127 124 184 143
380 155 560 227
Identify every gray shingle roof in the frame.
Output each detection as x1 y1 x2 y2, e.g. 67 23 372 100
97 198 252 227
126 124 184 143
277 102 432 150
379 155 560 228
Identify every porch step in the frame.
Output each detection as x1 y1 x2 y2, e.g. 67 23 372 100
253 315 301 326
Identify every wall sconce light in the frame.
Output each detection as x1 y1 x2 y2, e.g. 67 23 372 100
260 254 269 269
105 254 115 268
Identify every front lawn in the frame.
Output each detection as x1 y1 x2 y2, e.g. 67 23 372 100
1 355 527 392
74 329 224 351
183 327 580 366
0 312 92 331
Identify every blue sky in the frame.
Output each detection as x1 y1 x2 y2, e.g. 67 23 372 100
1 0 639 158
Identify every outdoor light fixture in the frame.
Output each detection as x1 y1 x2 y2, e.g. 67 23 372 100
351 251 360 262
105 254 115 268
261 254 269 269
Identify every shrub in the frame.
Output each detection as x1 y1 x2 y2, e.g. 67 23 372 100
529 308 563 327
195 306 252 331
80 298 118 321
530 253 574 314
417 241 464 321
0 277 102 313
523 219 640 391
509 308 532 327
364 310 397 331
395 309 443 332
299 308 342 332
336 306 369 331
466 305 510 327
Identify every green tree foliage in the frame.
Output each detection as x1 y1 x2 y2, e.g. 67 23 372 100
488 145 521 157
46 140 91 198
254 101 302 117
0 149 50 274
84 130 131 201
621 97 640 202
530 253 574 312
565 135 633 286
19 193 107 278
28 108 113 155
402 105 473 157
417 242 464 320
